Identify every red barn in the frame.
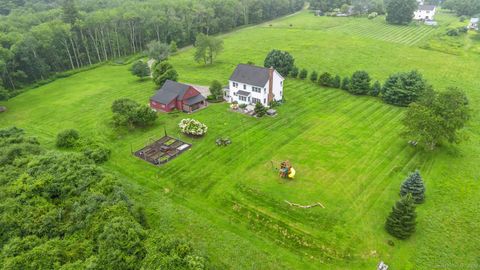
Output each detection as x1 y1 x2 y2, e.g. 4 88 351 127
150 80 206 113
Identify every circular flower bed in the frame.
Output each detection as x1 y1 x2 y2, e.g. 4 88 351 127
179 118 208 136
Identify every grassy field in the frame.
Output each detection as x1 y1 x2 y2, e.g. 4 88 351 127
1 11 480 269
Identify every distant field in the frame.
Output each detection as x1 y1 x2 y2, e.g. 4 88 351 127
1 10 480 270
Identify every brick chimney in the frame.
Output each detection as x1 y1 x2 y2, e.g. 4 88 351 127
268 67 274 104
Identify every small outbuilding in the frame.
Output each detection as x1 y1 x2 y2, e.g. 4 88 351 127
150 80 206 113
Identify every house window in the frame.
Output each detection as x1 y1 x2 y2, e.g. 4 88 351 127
239 96 247 101
280 81 283 86
280 91 282 96
243 84 246 90
233 82 238 87
252 86 261 93
263 98 266 104
252 97 261 104
264 88 266 94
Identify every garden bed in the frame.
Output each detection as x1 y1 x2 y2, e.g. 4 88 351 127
133 136 191 166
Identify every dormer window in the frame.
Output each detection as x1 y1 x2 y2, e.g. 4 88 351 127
233 82 238 87
243 84 246 90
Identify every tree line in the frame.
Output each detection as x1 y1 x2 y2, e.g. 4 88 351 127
0 0 304 95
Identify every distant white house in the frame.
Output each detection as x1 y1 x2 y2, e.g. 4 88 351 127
224 64 284 107
414 5 436 21
469 18 479 30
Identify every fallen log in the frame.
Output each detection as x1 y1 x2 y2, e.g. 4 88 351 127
284 200 325 209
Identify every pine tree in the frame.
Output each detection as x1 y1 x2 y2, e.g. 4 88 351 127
385 193 417 239
310 71 318 82
341 77 351 90
400 170 426 203
371 80 381 97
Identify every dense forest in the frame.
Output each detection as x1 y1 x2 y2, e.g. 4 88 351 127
0 127 206 269
0 0 304 94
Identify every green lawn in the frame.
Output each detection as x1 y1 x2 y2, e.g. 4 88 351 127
1 11 480 269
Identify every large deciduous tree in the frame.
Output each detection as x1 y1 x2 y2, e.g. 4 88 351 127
152 61 178 86
194 33 224 65
147 41 170 62
385 0 418 25
263 49 295 77
402 87 470 150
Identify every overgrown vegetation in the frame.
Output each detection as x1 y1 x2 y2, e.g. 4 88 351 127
0 127 205 269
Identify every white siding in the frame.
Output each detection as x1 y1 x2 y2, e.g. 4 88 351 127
225 69 284 107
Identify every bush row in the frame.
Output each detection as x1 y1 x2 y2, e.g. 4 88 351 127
290 68 430 107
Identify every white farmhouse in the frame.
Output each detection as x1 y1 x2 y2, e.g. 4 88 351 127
224 64 284 107
469 18 479 30
414 5 436 21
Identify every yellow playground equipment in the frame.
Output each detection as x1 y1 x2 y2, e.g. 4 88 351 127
279 160 296 179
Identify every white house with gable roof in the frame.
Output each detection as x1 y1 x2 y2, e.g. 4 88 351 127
414 5 436 20
224 64 284 107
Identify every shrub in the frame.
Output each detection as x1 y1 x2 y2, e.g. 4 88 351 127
349 70 371 95
382 70 428 106
239 103 247 109
84 144 111 164
130 61 150 80
385 194 417 239
446 28 459 36
111 99 157 128
319 72 333 87
298 68 308 80
368 12 378 19
56 129 80 148
254 102 267 117
310 71 318 82
264 49 295 76
290 66 299 78
209 80 223 100
341 77 351 90
400 170 426 203
179 118 208 136
332 75 341 88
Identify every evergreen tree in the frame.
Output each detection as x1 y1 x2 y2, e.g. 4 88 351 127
341 76 351 91
310 71 318 82
371 80 381 96
382 70 428 106
385 193 417 239
290 66 299 78
169 41 178 53
400 170 426 203
349 70 371 95
319 72 333 87
298 68 308 80
332 75 341 88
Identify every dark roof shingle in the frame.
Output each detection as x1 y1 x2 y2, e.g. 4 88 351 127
150 80 191 104
418 5 435 11
229 64 271 87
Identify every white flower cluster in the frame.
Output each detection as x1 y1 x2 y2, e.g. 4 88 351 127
178 118 208 136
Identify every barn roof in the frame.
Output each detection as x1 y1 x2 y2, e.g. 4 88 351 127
229 64 272 87
418 5 435 11
151 80 193 104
